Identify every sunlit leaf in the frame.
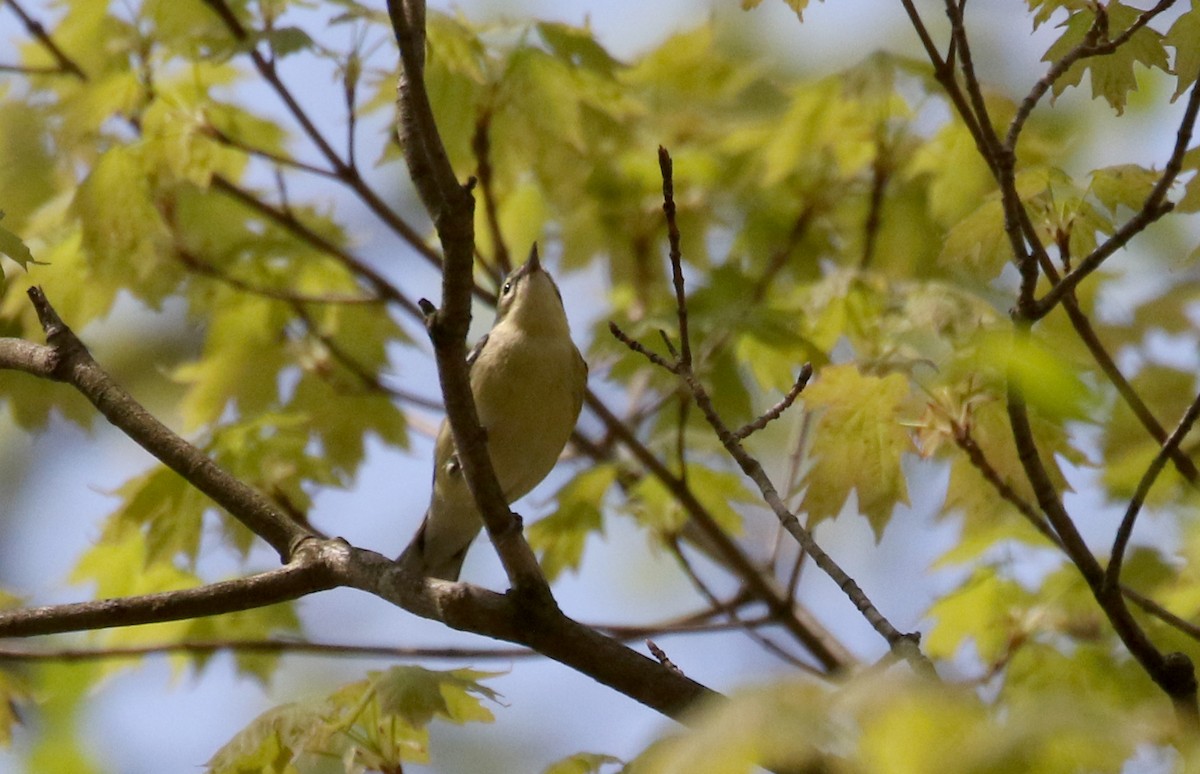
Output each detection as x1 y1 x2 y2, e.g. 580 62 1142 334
801 364 913 536
1043 2 1170 114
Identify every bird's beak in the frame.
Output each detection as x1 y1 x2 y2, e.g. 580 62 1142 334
527 243 542 273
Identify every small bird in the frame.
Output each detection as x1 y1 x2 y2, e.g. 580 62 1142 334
398 245 588 580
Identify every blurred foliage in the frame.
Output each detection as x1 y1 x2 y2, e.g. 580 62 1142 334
206 666 500 773
1 0 1199 771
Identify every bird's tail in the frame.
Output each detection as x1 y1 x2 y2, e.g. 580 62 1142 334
396 512 471 581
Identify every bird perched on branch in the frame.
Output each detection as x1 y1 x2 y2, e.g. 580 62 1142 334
398 245 587 580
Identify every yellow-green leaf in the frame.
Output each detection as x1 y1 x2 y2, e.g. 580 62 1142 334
801 364 912 536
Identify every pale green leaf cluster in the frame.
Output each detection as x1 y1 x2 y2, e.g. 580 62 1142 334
1042 1 1171 114
205 666 500 773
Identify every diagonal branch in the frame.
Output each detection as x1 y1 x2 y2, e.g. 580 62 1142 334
198 0 436 267
210 175 426 322
1005 342 1198 724
6 288 316 560
1008 0 1176 150
613 148 930 675
583 391 855 673
1058 294 1199 484
951 414 1200 647
3 0 87 80
1032 69 1200 317
1105 389 1200 592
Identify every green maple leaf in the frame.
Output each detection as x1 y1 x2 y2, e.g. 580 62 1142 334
1043 2 1170 114
801 364 913 537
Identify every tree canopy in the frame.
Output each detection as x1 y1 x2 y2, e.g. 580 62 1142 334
3 0 1200 772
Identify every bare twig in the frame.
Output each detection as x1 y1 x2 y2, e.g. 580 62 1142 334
0 63 69 75
668 540 816 673
199 0 437 268
289 302 444 411
4 0 87 80
860 140 890 270
175 247 382 306
1033 72 1199 317
210 175 426 321
659 147 692 369
950 418 1057 544
1105 390 1200 592
204 124 342 180
608 322 680 373
1008 0 1176 150
646 640 684 675
472 108 512 277
733 369 813 441
1006 352 1198 724
0 639 532 662
615 148 929 674
583 391 855 673
1058 294 1199 483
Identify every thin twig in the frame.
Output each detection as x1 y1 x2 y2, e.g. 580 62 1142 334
290 302 444 411
658 147 691 369
175 247 382 305
1105 390 1200 592
733 368 813 441
0 640 532 662
210 175 426 321
668 540 817 673
616 148 929 674
4 0 88 80
609 322 680 373
950 418 1058 544
1034 69 1200 317
0 63 68 75
199 0 439 269
582 391 855 673
860 140 890 270
204 124 342 180
1058 294 1199 483
472 107 511 277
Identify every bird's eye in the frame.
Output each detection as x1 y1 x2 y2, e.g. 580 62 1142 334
501 280 513 295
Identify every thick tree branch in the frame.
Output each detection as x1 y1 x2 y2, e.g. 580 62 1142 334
0 549 337 638
6 288 315 560
328 544 720 722
384 0 547 593
0 535 721 724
